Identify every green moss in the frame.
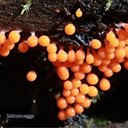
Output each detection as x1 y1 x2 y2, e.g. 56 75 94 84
105 0 113 11
21 0 32 15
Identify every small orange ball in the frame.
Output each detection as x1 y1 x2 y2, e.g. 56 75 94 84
58 110 67 121
109 38 119 48
18 42 29 53
74 71 85 80
75 8 83 18
64 23 76 35
72 78 81 88
99 78 111 91
106 31 116 42
57 49 68 62
68 49 76 62
0 47 10 57
71 88 79 96
48 53 57 62
88 86 98 97
8 30 20 43
38 35 50 47
47 43 57 53
104 68 113 77
63 90 71 97
74 103 84 114
86 53 94 64
63 80 73 90
75 94 85 103
27 35 38 47
79 84 89 95
65 106 76 117
90 39 101 49
57 66 69 80
26 71 37 82
115 48 126 60
81 97 91 108
71 65 80 72
66 96 75 104
57 97 68 109
86 73 99 85
75 49 85 61
3 40 15 50
80 63 92 73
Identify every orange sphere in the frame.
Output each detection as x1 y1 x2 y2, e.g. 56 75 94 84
99 78 111 91
80 63 92 73
58 110 67 121
57 49 68 62
48 53 57 62
104 68 113 77
72 78 81 88
75 49 85 61
64 23 76 35
57 97 68 109
8 30 20 43
71 65 80 72
3 40 15 50
66 96 75 104
115 48 126 60
86 73 99 85
65 106 76 117
75 8 83 18
81 97 91 108
68 49 76 62
26 71 37 82
57 66 69 80
79 84 89 95
63 80 73 90
74 71 85 80
71 88 79 96
47 43 57 53
90 39 101 49
18 42 29 53
88 86 98 97
38 35 50 47
63 90 71 97
75 94 85 103
86 53 94 64
106 31 116 42
74 103 84 114
0 47 10 57
27 35 38 47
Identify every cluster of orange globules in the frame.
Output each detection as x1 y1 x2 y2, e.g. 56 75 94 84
1 9 128 121
55 25 128 121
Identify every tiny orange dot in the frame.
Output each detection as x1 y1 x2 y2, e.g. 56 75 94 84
38 35 50 47
58 110 67 121
27 35 38 47
8 30 20 43
86 73 99 85
18 42 29 53
26 71 37 82
74 103 84 114
75 8 83 18
57 97 68 109
90 39 101 49
64 23 76 35
99 78 111 91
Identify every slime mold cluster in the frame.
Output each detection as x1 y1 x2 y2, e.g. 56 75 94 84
1 0 128 127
